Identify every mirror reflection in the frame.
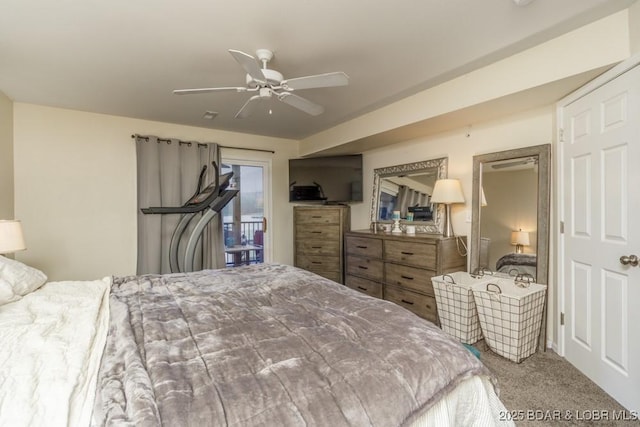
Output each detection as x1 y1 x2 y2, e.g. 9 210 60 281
378 172 437 221
479 156 539 279
471 144 550 351
371 157 447 233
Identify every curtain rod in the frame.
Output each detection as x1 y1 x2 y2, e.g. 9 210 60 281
131 134 275 154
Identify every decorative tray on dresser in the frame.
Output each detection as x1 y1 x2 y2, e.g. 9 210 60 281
344 229 467 324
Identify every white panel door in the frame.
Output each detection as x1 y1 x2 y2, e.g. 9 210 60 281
560 61 640 411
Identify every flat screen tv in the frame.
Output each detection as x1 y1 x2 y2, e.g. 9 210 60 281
289 154 363 203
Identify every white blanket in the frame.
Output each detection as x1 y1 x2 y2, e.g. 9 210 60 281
0 278 110 427
412 376 513 426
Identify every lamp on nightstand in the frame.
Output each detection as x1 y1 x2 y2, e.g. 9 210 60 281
0 220 26 255
431 179 465 238
511 229 529 254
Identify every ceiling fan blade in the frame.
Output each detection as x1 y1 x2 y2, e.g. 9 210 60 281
235 95 263 119
228 49 266 84
278 92 324 116
173 87 247 95
282 72 349 90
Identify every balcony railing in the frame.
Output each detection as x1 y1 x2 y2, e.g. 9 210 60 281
223 221 263 266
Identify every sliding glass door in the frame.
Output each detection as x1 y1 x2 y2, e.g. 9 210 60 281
220 157 270 266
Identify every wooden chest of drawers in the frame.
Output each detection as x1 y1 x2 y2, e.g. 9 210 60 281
344 230 467 323
294 205 350 283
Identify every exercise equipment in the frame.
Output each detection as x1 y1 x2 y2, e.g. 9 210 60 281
141 162 238 273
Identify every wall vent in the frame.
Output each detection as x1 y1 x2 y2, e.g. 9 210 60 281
203 111 218 120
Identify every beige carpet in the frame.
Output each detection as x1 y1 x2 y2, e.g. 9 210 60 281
473 341 639 426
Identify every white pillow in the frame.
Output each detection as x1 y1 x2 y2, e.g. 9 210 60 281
0 256 47 306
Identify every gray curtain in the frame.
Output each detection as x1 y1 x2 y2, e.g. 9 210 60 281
397 186 429 217
136 135 225 274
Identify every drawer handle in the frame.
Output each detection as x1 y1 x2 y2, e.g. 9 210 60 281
311 246 322 249
400 275 414 280
311 231 322 234
312 261 322 264
401 251 414 256
311 215 322 218
401 299 414 305
357 286 367 291
356 245 368 249
358 266 369 270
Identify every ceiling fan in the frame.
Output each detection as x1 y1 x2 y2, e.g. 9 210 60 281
173 49 349 119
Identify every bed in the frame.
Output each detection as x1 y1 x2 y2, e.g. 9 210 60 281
0 257 513 426
495 253 537 280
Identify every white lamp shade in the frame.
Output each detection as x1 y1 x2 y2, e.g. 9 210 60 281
430 179 465 204
0 220 26 254
511 230 530 246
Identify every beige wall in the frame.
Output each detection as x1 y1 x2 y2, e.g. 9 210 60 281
13 104 297 281
352 107 553 232
0 92 13 220
10 102 554 283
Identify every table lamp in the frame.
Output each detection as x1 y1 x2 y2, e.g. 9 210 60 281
431 179 465 237
0 220 26 255
511 229 529 254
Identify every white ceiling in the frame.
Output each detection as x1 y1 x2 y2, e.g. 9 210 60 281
0 0 634 140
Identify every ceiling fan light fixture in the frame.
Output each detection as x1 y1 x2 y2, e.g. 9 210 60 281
246 69 283 87
259 87 272 98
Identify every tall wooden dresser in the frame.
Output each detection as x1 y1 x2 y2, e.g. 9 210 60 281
344 230 466 323
294 205 350 284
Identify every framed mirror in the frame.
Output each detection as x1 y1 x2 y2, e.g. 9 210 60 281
370 157 447 233
470 144 550 349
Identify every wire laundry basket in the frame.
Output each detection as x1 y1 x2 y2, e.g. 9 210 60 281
431 272 493 344
472 278 546 363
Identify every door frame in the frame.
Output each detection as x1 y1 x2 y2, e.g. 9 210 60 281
221 150 273 263
556 53 640 357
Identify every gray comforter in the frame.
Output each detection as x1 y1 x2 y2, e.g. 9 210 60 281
92 263 494 426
